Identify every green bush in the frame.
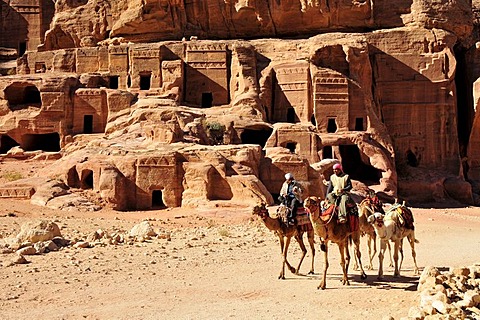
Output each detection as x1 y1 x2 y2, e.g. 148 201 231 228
205 121 226 145
2 171 24 182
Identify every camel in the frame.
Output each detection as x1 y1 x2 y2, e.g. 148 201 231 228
303 196 367 290
356 194 393 270
252 203 315 279
367 202 419 279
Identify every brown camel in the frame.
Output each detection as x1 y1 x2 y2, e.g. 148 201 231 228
252 203 315 279
356 194 393 270
367 202 419 279
304 196 367 290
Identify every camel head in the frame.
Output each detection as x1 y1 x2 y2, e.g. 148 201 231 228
304 196 320 219
367 212 385 228
252 203 269 219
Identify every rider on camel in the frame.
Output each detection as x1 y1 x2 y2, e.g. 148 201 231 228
279 173 303 225
326 163 352 224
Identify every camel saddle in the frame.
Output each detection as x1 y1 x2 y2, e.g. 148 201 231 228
321 203 359 232
386 204 415 230
296 207 313 232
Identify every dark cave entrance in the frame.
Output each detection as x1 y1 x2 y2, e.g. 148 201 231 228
81 170 93 189
202 92 213 108
0 135 20 154
21 133 60 152
327 118 337 133
140 72 151 90
81 170 94 189
109 76 119 89
339 145 382 184
240 128 273 147
83 115 93 134
152 190 165 208
4 84 41 110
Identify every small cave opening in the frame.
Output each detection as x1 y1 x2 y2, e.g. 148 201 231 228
0 135 20 154
83 115 93 134
355 117 364 131
287 107 296 123
140 72 151 90
240 128 273 148
81 170 94 189
4 84 41 110
21 133 60 152
202 92 213 108
322 145 333 159
151 190 166 208
339 145 382 184
327 118 337 133
109 76 119 89
406 150 419 167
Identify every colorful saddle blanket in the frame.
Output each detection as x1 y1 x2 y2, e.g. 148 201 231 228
386 204 415 230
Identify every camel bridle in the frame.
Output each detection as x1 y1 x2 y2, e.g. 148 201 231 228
305 198 335 226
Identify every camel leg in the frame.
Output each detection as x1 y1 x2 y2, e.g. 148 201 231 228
398 238 404 274
352 233 367 280
387 241 394 268
307 231 315 275
353 246 359 271
408 232 419 275
393 240 401 277
294 234 307 275
318 241 329 290
378 239 387 280
278 236 286 279
338 240 350 286
368 232 377 270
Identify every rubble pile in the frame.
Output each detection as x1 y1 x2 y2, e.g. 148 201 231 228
410 265 480 319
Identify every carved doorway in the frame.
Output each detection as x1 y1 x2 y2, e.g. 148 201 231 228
84 115 93 134
152 190 165 208
202 92 213 108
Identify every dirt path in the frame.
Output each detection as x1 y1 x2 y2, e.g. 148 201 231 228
0 199 479 320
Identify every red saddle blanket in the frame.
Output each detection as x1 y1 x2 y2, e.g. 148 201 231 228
321 204 359 232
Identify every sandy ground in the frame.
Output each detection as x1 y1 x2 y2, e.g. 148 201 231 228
0 159 480 319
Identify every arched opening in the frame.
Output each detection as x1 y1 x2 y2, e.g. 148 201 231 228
202 92 213 108
81 170 94 189
21 133 60 152
322 146 333 159
240 128 273 148
355 117 364 131
286 142 296 153
66 167 80 188
406 150 419 167
0 135 20 154
4 84 41 110
83 115 93 134
140 72 151 90
109 76 119 89
287 107 296 123
152 190 165 208
327 118 337 133
339 144 382 184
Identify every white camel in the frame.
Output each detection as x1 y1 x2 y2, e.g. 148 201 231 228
367 203 419 279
